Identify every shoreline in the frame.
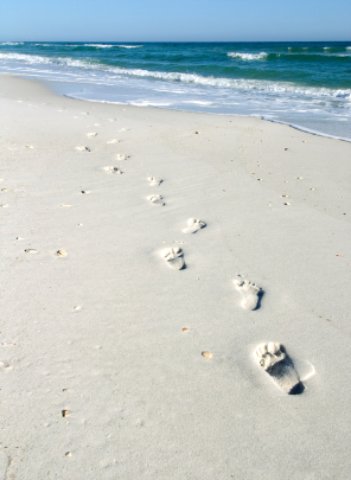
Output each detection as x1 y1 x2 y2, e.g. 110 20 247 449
19 72 351 144
1 74 351 479
66 92 351 144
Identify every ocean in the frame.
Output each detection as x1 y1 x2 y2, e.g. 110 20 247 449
1 41 350 140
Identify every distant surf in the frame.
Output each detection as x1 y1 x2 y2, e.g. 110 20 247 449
227 51 267 60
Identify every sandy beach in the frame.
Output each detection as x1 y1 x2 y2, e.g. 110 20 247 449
1 75 351 479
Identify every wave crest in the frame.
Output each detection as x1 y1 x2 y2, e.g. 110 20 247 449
227 51 267 61
115 45 143 49
0 41 24 46
83 43 143 49
84 44 113 48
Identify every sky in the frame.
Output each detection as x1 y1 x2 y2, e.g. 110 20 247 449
0 0 350 42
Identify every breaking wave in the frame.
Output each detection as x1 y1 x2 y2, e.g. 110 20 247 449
227 51 268 61
83 44 143 49
0 52 350 101
0 41 24 46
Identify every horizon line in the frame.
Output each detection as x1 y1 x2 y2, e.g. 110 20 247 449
2 39 351 43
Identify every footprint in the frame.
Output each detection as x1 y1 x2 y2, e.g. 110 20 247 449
147 194 165 206
24 248 38 254
56 249 68 257
162 247 185 270
75 146 91 152
0 360 13 372
116 153 130 161
103 166 124 175
86 132 98 137
255 342 303 394
147 176 163 186
106 139 119 145
182 218 206 234
25 144 34 149
233 275 262 311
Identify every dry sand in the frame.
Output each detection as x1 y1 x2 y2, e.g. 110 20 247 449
1 75 351 479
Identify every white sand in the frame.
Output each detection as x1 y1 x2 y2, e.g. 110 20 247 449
1 75 351 479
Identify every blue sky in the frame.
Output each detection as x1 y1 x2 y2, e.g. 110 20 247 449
0 0 350 42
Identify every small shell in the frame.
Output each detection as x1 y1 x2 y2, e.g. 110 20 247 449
201 351 213 360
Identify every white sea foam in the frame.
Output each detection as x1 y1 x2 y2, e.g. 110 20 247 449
227 51 268 61
84 44 114 48
0 53 53 64
0 52 91 68
130 100 172 107
0 41 24 46
181 100 214 106
83 44 143 49
115 45 143 49
107 66 351 100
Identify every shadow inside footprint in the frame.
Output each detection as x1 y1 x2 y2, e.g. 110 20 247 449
256 289 264 310
256 342 304 394
162 247 186 270
289 382 305 395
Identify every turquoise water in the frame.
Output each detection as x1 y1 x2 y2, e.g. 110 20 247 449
1 41 351 139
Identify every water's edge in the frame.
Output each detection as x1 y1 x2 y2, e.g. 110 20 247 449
65 89 351 144
3 72 350 144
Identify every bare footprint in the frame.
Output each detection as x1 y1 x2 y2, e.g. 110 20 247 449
103 166 124 175
162 247 185 270
0 360 13 372
233 275 262 311
75 146 91 152
147 176 163 186
182 218 206 234
116 153 130 161
147 194 165 206
255 342 303 394
24 248 38 254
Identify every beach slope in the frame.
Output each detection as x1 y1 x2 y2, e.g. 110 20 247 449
1 75 351 479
